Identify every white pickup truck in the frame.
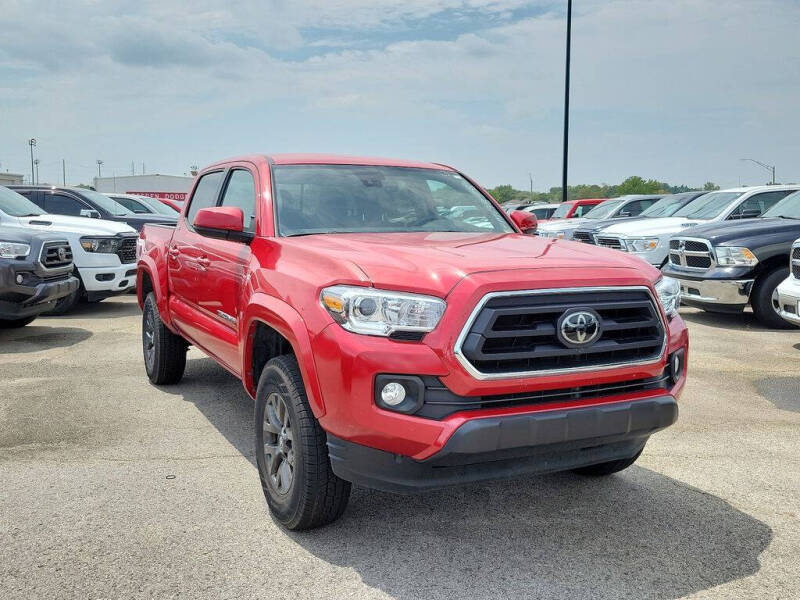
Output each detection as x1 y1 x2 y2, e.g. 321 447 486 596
0 186 138 313
592 186 800 267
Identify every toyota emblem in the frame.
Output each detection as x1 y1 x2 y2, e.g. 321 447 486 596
557 308 602 348
57 247 68 261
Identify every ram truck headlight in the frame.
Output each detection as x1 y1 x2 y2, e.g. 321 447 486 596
320 285 446 337
80 237 122 253
655 276 681 317
0 241 31 258
715 246 758 266
625 238 660 253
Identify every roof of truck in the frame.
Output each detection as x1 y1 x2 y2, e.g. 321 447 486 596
204 154 456 171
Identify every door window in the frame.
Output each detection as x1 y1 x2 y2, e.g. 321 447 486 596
186 171 224 227
219 170 257 233
46 193 89 216
729 191 793 219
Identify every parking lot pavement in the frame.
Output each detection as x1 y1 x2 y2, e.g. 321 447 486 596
1 296 798 599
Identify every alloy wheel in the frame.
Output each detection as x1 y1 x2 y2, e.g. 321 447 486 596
262 392 295 495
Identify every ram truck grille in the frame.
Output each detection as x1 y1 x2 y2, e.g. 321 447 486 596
596 237 625 250
456 288 666 377
116 237 138 264
792 246 800 279
669 238 713 270
572 231 594 244
40 241 72 268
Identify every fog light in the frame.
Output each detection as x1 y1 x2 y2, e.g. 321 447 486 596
669 348 685 385
16 274 23 284
381 382 406 406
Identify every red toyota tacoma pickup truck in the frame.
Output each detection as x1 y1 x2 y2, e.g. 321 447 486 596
137 154 688 530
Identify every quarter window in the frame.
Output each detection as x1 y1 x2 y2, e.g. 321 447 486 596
219 170 257 233
187 171 224 227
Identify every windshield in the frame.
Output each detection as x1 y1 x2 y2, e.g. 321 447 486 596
77 188 133 216
273 165 514 236
0 186 46 216
641 194 696 218
583 198 624 220
141 197 179 216
763 190 800 219
674 191 744 219
551 202 573 218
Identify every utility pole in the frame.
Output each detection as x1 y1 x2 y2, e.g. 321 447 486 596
62 159 66 185
33 159 39 184
561 0 572 203
529 173 534 200
740 158 776 184
96 159 103 178
131 161 135 175
28 138 37 185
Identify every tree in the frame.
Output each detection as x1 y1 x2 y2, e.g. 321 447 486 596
615 176 669 195
488 184 515 204
704 181 720 191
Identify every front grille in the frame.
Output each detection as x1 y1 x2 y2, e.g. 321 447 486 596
418 372 669 419
792 246 800 279
596 236 624 250
573 231 594 244
116 237 137 264
457 288 666 377
668 238 713 270
40 241 72 268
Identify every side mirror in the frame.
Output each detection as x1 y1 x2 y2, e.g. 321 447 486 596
739 208 761 219
194 206 252 242
80 209 101 219
511 210 538 234
617 210 631 218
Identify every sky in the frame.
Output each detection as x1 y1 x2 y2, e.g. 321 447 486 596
1 0 799 191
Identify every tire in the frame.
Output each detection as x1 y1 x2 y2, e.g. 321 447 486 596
573 448 643 476
0 316 37 329
44 286 82 315
142 292 187 384
751 266 795 329
255 355 350 530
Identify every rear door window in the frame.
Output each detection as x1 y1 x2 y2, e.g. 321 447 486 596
730 191 793 218
46 193 90 216
186 171 224 227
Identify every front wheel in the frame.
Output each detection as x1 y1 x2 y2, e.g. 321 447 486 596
142 292 187 384
255 355 350 530
0 316 37 329
751 267 795 329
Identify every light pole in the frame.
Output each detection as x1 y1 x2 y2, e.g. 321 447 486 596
96 159 104 178
33 159 40 184
28 138 37 185
529 173 534 200
740 158 776 184
561 0 572 203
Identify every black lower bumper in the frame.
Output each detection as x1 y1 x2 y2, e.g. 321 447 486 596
0 275 80 320
328 396 678 493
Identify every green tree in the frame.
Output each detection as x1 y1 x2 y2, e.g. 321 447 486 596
704 181 720 191
488 184 515 204
615 176 669 196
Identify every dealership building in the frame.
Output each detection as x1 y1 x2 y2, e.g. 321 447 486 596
93 174 194 201
0 172 24 186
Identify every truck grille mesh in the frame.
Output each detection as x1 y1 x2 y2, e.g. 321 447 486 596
40 241 72 268
572 231 594 244
116 237 137 264
458 289 665 376
792 246 800 279
596 237 624 250
669 238 713 269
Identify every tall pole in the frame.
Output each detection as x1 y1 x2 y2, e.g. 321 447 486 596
96 159 103 178
34 159 39 184
740 158 776 185
28 138 36 185
62 159 66 185
561 0 572 203
529 173 534 199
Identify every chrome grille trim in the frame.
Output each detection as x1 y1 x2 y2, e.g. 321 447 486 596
668 237 714 270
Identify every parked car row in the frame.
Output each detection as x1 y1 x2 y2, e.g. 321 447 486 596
0 184 179 326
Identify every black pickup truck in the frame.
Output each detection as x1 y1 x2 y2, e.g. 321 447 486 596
662 190 800 328
0 228 80 328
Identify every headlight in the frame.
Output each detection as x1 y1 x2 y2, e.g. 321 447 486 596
715 246 758 266
625 238 660 253
0 241 31 258
80 237 122 253
320 285 446 337
655 276 681 317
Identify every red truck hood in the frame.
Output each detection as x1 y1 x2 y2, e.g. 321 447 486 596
286 232 655 297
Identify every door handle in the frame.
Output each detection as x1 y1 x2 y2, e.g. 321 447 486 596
197 256 211 268
168 246 180 259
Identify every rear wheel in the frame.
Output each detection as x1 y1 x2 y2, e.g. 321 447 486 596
573 448 643 476
751 266 794 329
0 316 37 329
142 292 187 384
255 355 350 530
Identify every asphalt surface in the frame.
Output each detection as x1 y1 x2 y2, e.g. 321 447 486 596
1 296 799 599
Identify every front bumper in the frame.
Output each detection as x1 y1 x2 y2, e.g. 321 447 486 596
662 266 753 311
0 274 80 319
79 264 137 295
776 276 800 326
328 395 677 492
